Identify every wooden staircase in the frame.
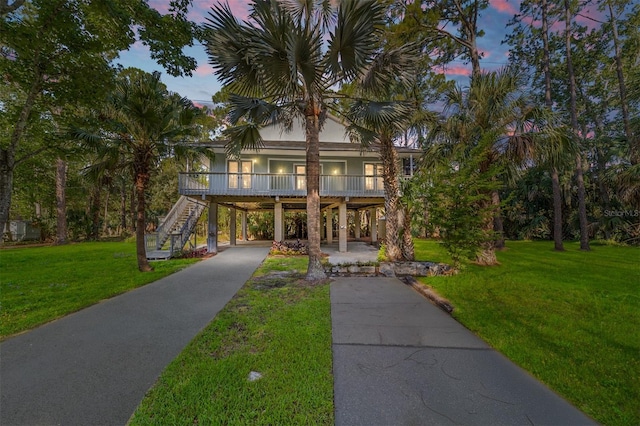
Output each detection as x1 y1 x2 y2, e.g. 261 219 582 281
145 196 208 259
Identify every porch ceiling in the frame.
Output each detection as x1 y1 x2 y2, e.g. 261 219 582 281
202 196 384 212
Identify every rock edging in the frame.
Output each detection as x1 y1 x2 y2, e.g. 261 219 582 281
325 261 454 278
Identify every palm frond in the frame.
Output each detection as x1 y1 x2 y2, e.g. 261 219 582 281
204 2 262 95
347 99 413 132
223 123 264 158
325 0 385 82
227 94 281 126
359 44 419 96
344 121 378 149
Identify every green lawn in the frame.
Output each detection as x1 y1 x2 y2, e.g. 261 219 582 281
130 255 334 425
0 242 199 339
415 239 640 426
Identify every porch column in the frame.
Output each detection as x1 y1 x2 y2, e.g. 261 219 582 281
241 211 247 241
321 213 325 240
207 202 218 254
229 207 236 246
369 207 378 243
274 202 283 242
354 210 361 239
326 207 333 244
339 201 347 252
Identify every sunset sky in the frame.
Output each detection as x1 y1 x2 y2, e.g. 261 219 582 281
114 0 602 107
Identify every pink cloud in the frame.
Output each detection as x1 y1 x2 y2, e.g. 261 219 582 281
490 0 518 15
435 65 472 77
195 63 214 76
148 0 170 14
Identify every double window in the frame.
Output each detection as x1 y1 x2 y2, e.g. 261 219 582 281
364 163 383 191
228 160 252 189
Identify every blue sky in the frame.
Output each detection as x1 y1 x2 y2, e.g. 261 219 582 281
113 0 600 107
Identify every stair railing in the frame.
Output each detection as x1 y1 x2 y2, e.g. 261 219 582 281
173 202 207 254
155 196 192 249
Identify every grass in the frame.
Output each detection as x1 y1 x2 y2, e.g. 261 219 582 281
129 255 334 425
415 239 640 426
0 242 199 339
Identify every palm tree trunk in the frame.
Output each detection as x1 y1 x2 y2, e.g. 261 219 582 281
380 135 402 261
305 109 326 280
564 0 590 251
401 206 415 260
476 197 498 265
134 150 153 272
492 190 505 249
55 157 67 244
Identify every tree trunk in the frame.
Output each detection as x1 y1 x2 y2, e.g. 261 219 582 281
55 158 67 244
120 178 127 234
476 198 497 265
1 67 42 243
606 0 635 165
130 184 136 232
564 0 590 251
542 0 564 251
89 185 101 240
380 135 402 261
0 148 14 243
134 150 152 272
401 206 415 260
305 107 326 281
103 190 110 235
551 167 565 250
492 190 505 249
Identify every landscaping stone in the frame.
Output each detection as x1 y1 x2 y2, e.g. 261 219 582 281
379 263 396 277
324 261 452 278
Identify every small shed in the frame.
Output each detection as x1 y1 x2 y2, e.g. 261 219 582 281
3 221 41 241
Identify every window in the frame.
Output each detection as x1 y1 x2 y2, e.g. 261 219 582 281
228 160 252 189
295 165 306 190
364 163 383 190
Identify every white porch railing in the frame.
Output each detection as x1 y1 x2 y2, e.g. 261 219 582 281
178 173 386 197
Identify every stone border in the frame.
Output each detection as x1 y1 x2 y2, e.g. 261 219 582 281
325 261 454 278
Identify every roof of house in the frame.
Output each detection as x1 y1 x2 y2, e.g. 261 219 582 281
206 114 421 156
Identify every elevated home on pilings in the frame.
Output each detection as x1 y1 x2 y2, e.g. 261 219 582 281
153 116 418 258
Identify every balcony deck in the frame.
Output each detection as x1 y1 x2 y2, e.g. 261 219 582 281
179 173 386 198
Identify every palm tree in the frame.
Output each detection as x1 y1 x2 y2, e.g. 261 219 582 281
204 0 393 280
76 70 205 271
425 67 558 265
344 58 417 261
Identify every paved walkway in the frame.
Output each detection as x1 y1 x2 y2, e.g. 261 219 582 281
331 277 596 425
0 245 270 426
2 245 596 426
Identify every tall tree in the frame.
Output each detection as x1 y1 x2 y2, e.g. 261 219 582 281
603 0 635 164
425 68 554 264
341 45 418 261
205 0 395 280
535 0 567 251
563 0 590 251
397 0 487 79
75 71 206 271
0 0 198 242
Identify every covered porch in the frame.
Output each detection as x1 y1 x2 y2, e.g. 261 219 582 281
202 195 385 255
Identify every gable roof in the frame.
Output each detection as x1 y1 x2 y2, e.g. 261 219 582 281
258 115 350 144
